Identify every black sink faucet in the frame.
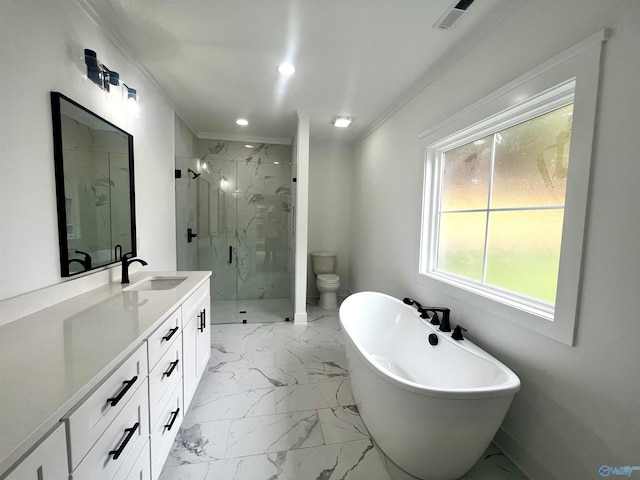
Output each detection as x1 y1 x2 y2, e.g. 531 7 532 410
121 252 148 284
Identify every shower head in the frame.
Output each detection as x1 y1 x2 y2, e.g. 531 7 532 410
187 168 201 179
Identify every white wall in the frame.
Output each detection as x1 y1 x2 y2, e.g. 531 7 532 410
350 1 640 478
308 140 353 297
294 113 310 323
0 0 176 303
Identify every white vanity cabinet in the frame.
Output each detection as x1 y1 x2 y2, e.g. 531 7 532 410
0 272 211 480
181 282 211 410
2 424 67 480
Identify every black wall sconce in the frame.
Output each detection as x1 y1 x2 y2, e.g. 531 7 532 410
84 49 137 102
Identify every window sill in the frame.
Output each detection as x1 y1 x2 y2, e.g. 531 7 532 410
415 271 574 345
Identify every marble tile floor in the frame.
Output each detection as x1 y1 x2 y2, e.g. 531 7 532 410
160 305 527 480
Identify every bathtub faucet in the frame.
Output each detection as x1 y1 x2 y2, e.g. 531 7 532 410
403 298 451 328
402 298 422 310
421 307 451 332
403 298 431 320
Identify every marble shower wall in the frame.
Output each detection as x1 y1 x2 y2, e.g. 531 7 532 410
195 140 293 301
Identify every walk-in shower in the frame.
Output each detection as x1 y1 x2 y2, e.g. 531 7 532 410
176 141 294 324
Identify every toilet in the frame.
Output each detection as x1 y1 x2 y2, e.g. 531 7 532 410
311 252 340 310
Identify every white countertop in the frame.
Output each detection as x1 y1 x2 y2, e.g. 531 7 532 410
0 271 211 475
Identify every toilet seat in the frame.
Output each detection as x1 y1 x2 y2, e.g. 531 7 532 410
317 273 340 284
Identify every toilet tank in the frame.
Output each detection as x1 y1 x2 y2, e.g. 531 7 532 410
311 252 335 274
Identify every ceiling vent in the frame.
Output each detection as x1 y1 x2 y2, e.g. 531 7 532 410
433 0 476 29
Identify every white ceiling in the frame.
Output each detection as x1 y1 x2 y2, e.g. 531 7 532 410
85 0 511 144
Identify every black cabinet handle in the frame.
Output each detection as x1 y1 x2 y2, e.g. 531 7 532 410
187 228 197 243
228 245 232 264
163 326 179 342
198 309 206 332
107 376 138 407
109 422 139 459
164 408 181 431
163 359 179 377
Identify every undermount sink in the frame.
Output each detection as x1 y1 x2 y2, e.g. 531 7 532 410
124 276 188 291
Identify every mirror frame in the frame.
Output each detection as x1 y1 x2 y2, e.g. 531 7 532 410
50 91 137 277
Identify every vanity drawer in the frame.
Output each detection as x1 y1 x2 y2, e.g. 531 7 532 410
71 378 149 480
150 383 183 480
123 440 151 480
181 282 210 327
65 342 148 470
147 308 181 370
3 423 67 480
149 340 182 428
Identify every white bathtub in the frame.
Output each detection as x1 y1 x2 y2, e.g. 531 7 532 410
339 292 520 480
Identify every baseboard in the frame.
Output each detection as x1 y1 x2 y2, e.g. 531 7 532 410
294 311 308 325
494 427 557 480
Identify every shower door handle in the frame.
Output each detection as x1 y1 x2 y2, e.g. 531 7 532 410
187 228 197 243
228 246 233 264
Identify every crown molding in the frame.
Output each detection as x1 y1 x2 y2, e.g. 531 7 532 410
73 0 200 137
358 0 525 144
197 132 292 145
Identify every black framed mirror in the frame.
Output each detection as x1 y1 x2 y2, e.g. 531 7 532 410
51 92 137 277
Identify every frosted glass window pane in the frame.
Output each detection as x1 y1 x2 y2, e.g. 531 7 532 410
441 135 492 210
485 210 564 303
437 212 487 281
492 105 573 208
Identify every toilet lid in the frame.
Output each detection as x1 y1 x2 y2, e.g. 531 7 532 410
317 273 340 283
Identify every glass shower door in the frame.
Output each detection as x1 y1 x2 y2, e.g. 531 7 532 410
206 158 240 323
176 156 239 324
176 147 293 324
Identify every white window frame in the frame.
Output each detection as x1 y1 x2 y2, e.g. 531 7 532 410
417 30 607 346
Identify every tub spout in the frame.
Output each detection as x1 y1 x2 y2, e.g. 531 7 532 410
421 307 451 331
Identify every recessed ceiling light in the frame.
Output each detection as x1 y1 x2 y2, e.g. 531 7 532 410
278 62 295 76
244 144 255 148
332 116 354 128
236 118 249 126
274 161 280 165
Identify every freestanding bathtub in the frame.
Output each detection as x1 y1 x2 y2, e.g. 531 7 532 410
339 292 520 480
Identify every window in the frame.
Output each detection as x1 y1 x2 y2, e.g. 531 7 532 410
418 31 606 345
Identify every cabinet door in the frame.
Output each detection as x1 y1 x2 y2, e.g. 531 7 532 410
4 424 67 480
181 316 198 411
195 299 211 379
